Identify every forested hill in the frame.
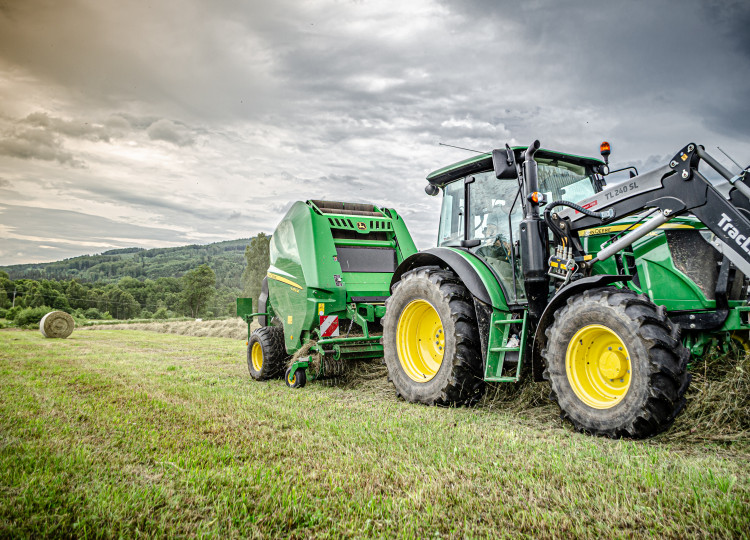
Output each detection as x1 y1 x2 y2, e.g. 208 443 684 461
0 239 252 289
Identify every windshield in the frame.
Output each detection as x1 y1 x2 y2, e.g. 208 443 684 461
536 157 597 202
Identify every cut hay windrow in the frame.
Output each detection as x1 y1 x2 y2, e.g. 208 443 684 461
83 318 252 340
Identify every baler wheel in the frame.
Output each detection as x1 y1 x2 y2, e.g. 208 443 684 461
382 266 484 406
285 366 307 389
247 326 287 380
543 287 690 439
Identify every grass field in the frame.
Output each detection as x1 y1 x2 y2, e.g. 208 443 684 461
1 329 748 538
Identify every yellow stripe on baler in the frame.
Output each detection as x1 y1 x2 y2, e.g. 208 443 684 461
267 272 303 290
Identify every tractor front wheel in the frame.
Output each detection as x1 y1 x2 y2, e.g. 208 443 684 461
543 287 690 438
382 266 484 406
247 326 287 380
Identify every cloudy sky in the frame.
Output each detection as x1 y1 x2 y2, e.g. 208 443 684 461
1 0 749 265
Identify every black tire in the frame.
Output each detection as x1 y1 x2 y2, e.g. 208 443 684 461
247 326 287 380
382 266 484 406
285 366 307 388
542 287 691 439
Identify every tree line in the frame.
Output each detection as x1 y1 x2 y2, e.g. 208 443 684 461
0 233 271 325
0 238 251 288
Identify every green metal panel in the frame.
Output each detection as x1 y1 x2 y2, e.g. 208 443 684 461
236 298 253 318
340 272 392 299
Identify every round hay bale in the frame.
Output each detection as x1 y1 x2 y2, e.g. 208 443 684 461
39 311 75 339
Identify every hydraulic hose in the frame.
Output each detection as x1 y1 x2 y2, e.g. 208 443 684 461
543 200 614 243
544 200 614 221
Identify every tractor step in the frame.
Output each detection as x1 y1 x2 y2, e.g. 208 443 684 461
484 311 527 382
490 346 521 353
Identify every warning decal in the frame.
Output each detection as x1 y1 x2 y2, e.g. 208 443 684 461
319 315 340 337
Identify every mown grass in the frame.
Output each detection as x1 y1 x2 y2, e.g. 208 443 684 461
0 329 748 539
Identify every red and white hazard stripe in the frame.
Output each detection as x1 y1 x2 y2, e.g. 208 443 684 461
319 315 339 337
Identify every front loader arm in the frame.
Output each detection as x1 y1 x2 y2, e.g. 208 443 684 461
551 143 750 276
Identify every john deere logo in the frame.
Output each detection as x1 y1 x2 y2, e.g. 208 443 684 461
357 222 367 230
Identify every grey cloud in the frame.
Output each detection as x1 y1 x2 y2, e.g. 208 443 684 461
0 203 194 245
23 111 115 142
104 114 132 131
0 0 285 121
146 119 195 146
67 182 216 221
0 124 83 166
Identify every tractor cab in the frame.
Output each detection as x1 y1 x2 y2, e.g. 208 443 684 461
426 147 606 303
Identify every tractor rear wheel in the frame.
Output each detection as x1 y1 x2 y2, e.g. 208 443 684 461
543 287 690 438
247 326 287 380
382 266 484 406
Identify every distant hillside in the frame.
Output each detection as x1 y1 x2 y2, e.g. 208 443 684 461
0 238 252 289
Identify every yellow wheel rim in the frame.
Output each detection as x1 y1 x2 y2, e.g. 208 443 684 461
288 372 296 385
730 332 750 354
251 342 263 372
396 299 445 382
566 324 632 409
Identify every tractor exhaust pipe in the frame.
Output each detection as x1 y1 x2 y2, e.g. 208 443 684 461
520 140 548 323
523 140 541 219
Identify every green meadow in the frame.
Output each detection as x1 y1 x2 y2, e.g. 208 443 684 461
1 329 748 538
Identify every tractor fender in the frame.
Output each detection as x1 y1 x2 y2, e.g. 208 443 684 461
530 274 632 381
391 248 494 306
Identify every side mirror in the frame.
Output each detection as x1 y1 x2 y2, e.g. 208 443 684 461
492 144 518 179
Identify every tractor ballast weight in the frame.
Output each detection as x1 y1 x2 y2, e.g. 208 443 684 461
237 199 417 385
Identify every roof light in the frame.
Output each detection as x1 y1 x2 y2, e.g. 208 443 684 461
600 141 611 165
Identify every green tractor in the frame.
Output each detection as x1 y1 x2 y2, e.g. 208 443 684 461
382 141 750 438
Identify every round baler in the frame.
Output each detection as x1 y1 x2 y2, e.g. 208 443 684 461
237 199 417 386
